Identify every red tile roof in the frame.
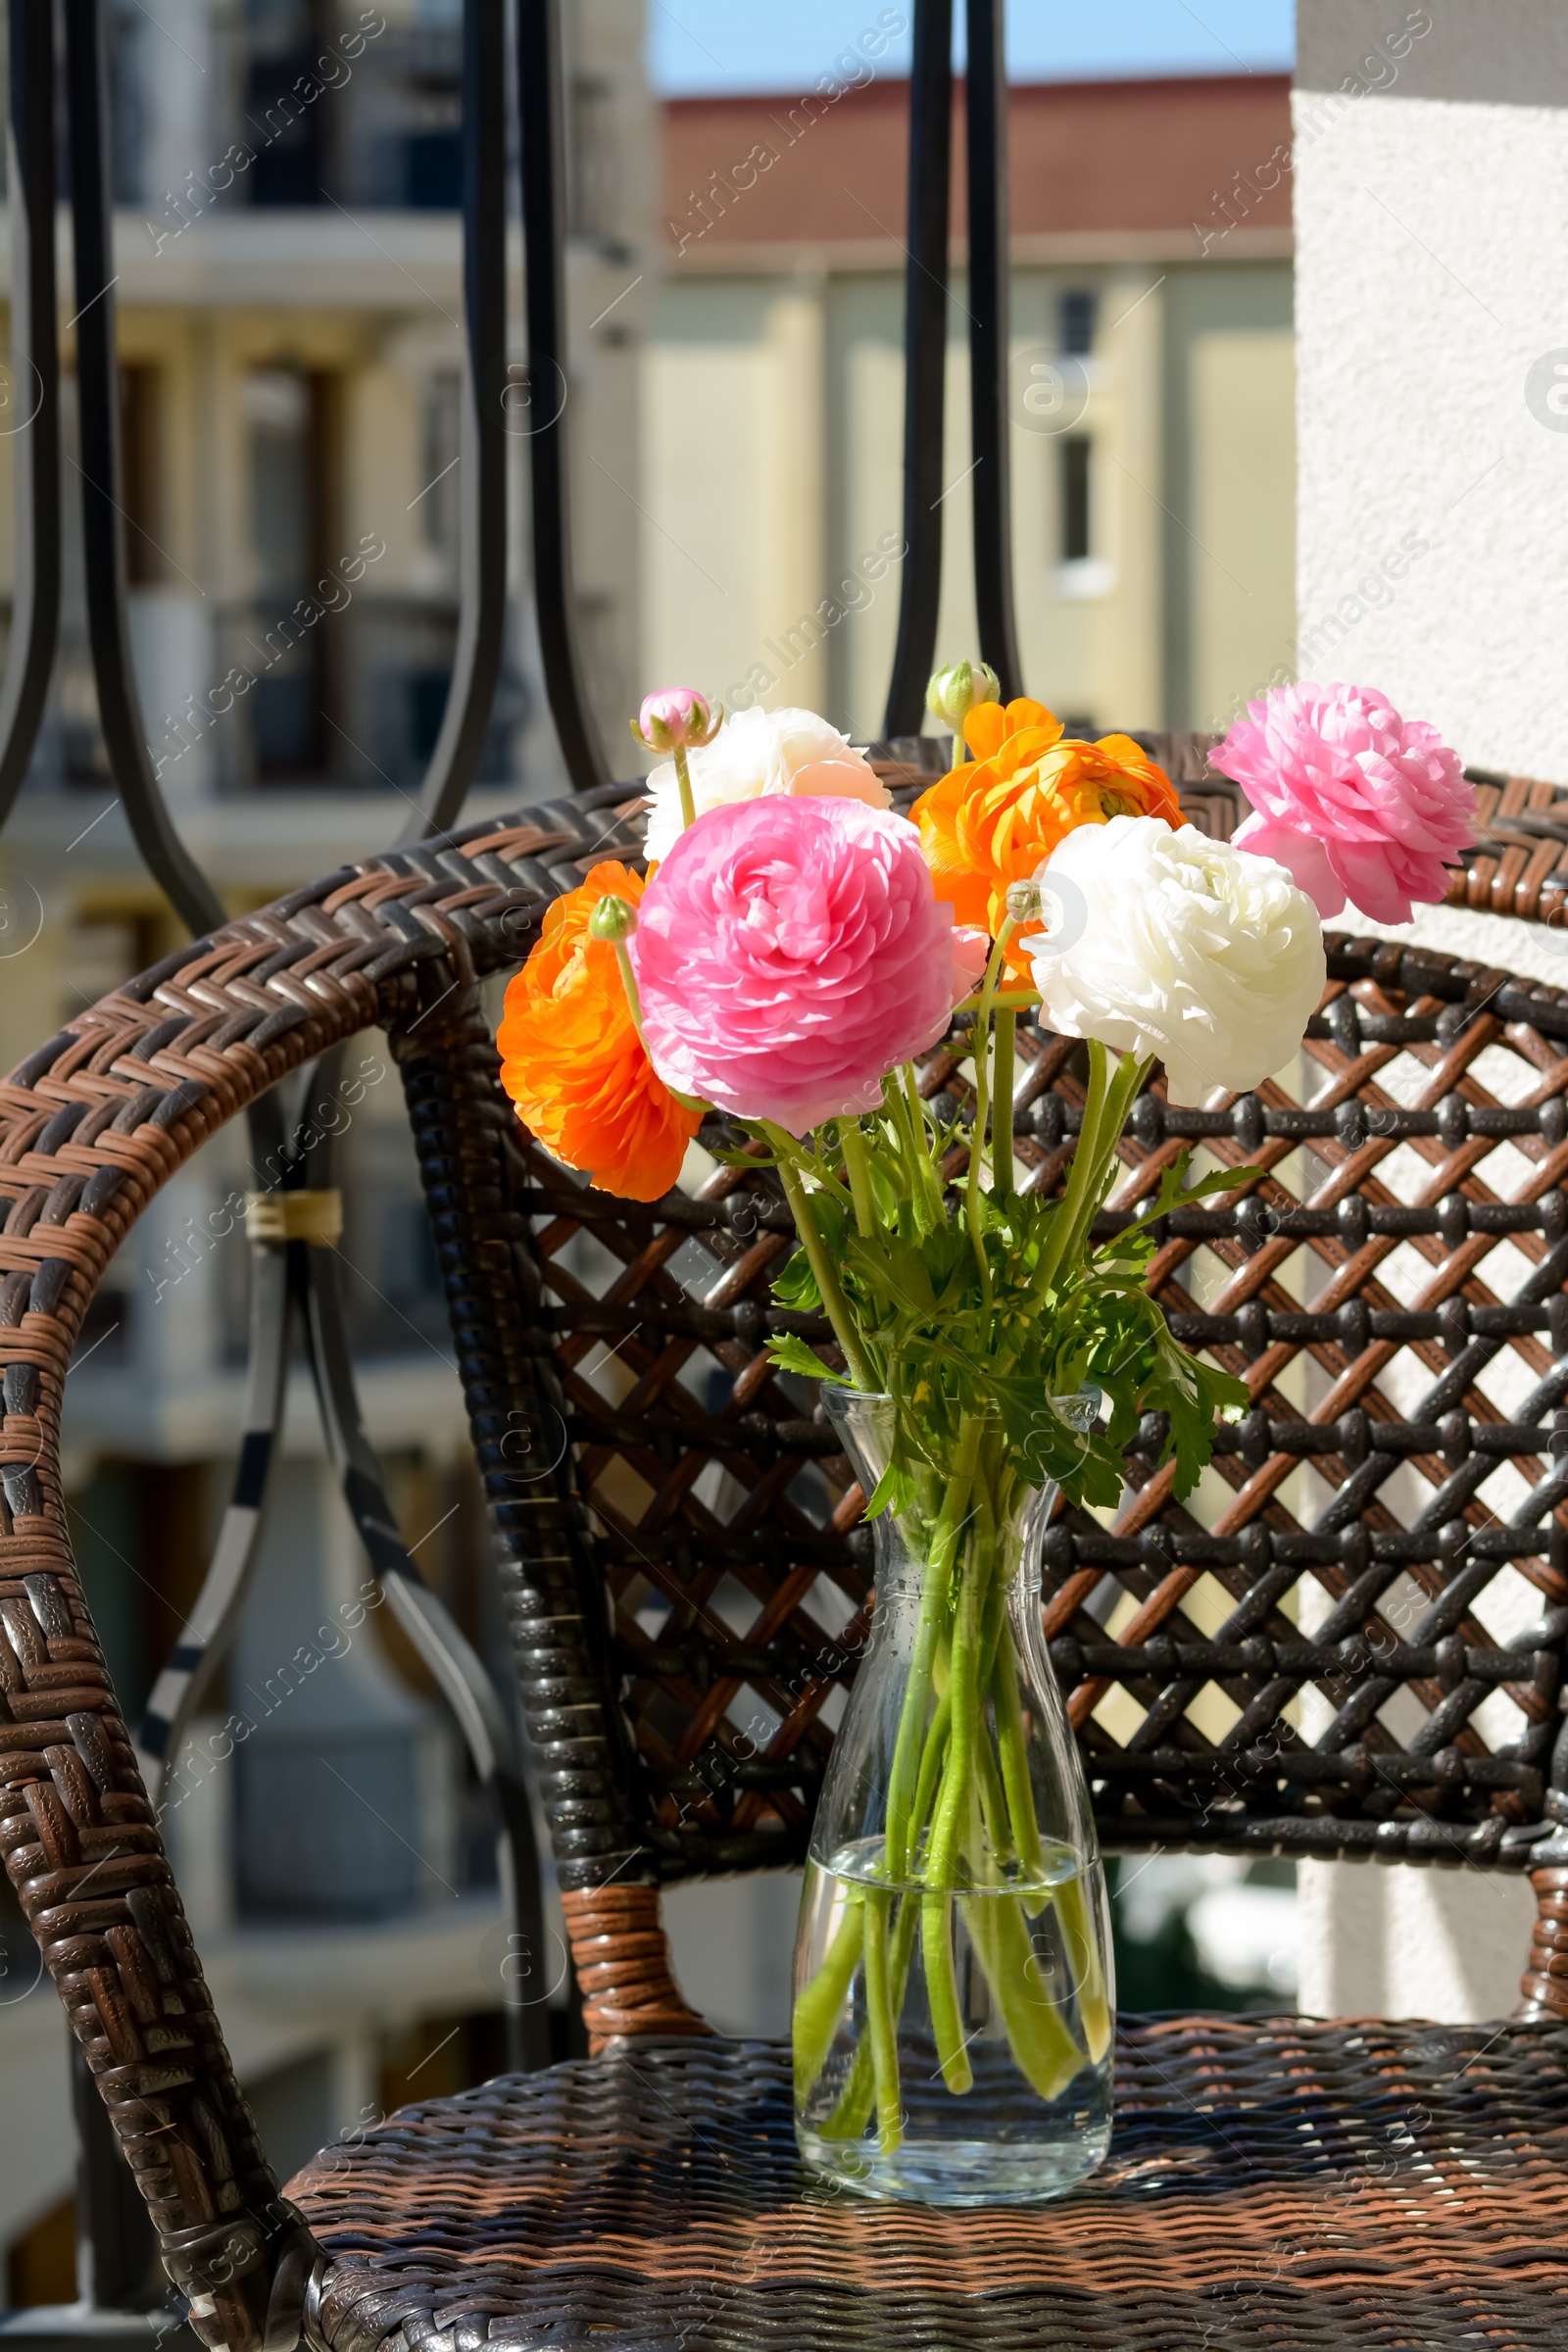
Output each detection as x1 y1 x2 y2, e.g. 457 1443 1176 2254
662 74 1292 264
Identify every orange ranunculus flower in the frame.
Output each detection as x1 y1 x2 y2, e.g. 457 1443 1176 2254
911 698 1184 972
497 861 701 1202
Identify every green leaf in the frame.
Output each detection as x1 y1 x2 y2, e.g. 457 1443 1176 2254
766 1332 849 1384
771 1245 821 1312
1126 1153 1265 1229
860 1456 918 1521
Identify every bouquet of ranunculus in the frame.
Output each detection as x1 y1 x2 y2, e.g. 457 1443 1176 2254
497 670 1473 2206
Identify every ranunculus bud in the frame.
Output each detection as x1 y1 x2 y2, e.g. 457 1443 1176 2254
630 686 722 757
1004 878 1045 925
587 893 637 943
926 660 1000 733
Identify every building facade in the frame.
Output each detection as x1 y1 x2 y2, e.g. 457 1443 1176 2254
649 70 1295 744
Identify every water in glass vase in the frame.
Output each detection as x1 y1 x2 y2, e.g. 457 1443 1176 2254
795 1836 1113 2204
792 1388 1116 2208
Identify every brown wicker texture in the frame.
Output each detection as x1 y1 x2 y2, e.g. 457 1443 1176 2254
6 760 1568 2348
288 2022 1568 2351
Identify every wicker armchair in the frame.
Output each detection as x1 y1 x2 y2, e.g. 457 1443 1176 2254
4 763 1568 2352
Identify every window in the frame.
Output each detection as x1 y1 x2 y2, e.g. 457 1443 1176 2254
243 0 331 207
1059 289 1096 357
401 32 463 208
244 366 338 779
1060 436 1092 564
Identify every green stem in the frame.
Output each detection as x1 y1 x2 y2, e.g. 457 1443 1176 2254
819 1893 921 2140
918 1472 999 2089
1056 1048 1150 1280
1055 1872 1113 2063
921 1892 972 2093
884 1416 982 1882
908 1685 951 1850
611 939 645 1036
900 1063 947 1226
839 1121 877 1240
962 919 1016 1306
993 1630 1045 1884
959 1887 1087 2101
963 912 1024 1289
952 987 1041 1015
771 1153 875 1392
926 1493 992 1886
1031 1040 1115 1304
862 1888 904 2150
792 1888 864 2103
885 1076 933 1239
992 1009 1015 1200
673 742 697 831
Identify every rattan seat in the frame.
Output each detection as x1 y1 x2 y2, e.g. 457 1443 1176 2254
9 789 1568 2352
289 2022 1568 2351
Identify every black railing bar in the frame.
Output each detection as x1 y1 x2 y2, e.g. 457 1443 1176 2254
63 0 222 939
403 0 510 841
299 1237 551 2071
136 1242 293 1801
296 1058 550 2069
881 0 956 740
965 0 1023 699
49 18 301 2324
0 0 61 831
515 0 612 793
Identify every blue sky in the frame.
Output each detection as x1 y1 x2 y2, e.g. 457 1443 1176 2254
649 2 1295 96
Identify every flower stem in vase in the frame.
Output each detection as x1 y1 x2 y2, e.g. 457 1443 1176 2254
959 1881 1087 2102
862 1888 905 2150
993 1630 1046 1887
792 1887 864 2104
1054 1873 1112 2064
885 1417 982 1883
919 1474 999 2095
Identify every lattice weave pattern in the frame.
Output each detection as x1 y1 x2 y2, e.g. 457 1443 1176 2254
477 931 1568 1954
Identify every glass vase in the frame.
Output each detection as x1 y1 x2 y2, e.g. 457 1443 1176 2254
793 1388 1114 2206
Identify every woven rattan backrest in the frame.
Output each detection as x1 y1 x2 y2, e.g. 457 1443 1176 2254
510 927 1568 1893
9 786 1568 2313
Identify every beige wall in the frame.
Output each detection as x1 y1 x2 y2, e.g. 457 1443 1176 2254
1164 262 1298 734
642 259 1295 744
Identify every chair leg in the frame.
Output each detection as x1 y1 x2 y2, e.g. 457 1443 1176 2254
561 1886 713 2053
1517 1865 1568 2019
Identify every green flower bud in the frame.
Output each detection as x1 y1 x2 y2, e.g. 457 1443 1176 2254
926 659 1001 732
1004 877 1046 925
587 893 636 944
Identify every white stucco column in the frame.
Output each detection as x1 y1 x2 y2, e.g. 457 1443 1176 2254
1293 0 1568 2021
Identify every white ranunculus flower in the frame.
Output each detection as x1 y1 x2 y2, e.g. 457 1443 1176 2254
1024 816 1325 1104
642 706 890 860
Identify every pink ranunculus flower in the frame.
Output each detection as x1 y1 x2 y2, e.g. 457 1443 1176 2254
1210 681 1476 926
633 796 972 1135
